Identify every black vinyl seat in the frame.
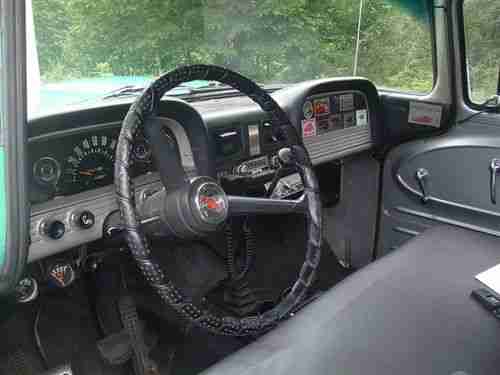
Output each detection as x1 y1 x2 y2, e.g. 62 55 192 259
202 226 500 375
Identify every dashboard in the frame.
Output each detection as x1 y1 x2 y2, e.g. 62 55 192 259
29 126 154 203
27 78 381 263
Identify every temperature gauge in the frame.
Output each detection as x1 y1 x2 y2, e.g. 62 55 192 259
33 157 61 186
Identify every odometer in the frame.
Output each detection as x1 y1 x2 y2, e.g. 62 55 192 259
62 135 116 194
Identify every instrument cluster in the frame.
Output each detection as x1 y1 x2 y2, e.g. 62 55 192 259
29 126 155 203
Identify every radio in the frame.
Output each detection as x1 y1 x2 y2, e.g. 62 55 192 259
233 156 270 176
219 155 304 199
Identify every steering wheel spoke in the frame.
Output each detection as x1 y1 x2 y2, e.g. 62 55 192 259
143 116 190 190
227 194 307 216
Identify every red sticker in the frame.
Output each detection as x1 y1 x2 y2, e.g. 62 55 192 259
414 115 433 124
314 98 330 116
302 119 317 138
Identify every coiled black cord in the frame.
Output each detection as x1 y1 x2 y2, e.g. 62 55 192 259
225 218 255 281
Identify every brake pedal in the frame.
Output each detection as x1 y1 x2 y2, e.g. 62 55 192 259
40 363 73 375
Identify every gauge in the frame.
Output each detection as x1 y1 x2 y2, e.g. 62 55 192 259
133 139 151 162
33 157 61 186
62 135 116 193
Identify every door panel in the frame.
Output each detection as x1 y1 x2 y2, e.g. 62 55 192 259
378 115 500 257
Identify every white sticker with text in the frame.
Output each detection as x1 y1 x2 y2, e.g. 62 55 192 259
408 102 442 128
356 109 368 126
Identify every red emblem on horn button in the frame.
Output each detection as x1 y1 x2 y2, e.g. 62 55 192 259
196 182 228 225
200 196 220 211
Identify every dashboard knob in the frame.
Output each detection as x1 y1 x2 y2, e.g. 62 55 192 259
75 210 95 229
236 164 250 176
278 148 293 166
270 155 281 169
42 220 65 240
14 277 39 303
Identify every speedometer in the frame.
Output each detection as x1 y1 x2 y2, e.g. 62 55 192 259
62 135 116 193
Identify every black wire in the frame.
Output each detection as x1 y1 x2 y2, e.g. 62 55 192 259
33 303 49 370
225 218 255 281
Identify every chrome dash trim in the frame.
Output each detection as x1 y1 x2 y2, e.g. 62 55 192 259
248 124 261 156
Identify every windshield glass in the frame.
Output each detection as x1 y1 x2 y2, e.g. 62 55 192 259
30 0 433 117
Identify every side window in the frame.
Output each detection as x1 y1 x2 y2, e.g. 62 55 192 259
463 0 500 104
357 1 434 94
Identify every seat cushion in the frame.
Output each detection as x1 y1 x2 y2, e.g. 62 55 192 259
202 226 500 375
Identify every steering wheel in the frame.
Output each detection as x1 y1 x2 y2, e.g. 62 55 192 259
115 65 322 336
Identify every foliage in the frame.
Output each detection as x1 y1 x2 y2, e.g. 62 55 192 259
463 0 500 103
32 0 439 93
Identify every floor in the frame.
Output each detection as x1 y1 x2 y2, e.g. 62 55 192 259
0 215 351 375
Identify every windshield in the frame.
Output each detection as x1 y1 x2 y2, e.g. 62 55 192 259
30 0 433 117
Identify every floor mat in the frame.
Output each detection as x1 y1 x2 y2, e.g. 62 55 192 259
147 315 248 375
0 303 44 375
33 284 125 375
148 215 352 375
244 214 351 304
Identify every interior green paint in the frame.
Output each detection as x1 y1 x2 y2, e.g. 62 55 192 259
0 148 6 267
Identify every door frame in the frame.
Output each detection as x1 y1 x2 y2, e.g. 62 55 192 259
0 0 30 293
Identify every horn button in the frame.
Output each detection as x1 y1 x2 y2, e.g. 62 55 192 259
195 181 228 225
162 177 228 238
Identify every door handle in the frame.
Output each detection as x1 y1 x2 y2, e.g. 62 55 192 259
490 159 500 204
416 168 430 204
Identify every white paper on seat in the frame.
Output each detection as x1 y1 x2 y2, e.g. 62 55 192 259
476 264 500 295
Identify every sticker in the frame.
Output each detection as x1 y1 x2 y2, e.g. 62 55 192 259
328 114 343 130
343 112 355 128
302 119 317 138
356 109 368 126
303 100 314 119
330 96 339 113
408 102 442 127
313 98 330 116
317 119 330 132
340 94 354 112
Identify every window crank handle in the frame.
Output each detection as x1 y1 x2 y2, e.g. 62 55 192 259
416 168 430 204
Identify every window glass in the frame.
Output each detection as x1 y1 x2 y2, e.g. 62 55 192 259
463 0 500 104
357 0 434 93
30 0 434 116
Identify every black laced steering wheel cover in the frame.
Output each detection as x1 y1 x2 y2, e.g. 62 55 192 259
115 65 322 336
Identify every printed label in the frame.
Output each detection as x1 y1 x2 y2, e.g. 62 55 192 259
408 102 442 128
303 100 314 119
302 119 317 138
343 112 355 128
329 114 343 130
313 98 330 116
340 94 354 112
356 109 368 126
317 119 330 133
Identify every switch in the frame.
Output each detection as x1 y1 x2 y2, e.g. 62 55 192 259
75 210 95 229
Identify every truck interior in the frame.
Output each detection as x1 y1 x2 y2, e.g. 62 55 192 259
0 0 499 374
